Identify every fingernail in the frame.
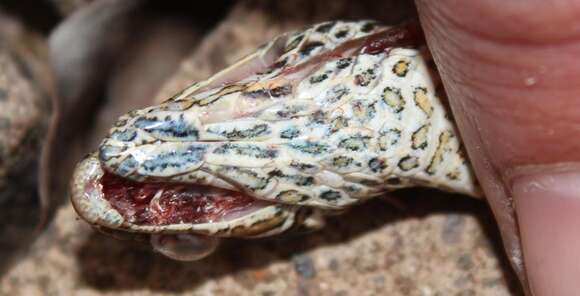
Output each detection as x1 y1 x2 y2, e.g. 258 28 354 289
512 164 580 296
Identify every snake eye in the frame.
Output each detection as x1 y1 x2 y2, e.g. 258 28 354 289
151 234 219 261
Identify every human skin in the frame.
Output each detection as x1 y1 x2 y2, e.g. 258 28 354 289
415 1 580 295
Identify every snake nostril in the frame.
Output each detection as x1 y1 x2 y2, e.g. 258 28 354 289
98 144 127 162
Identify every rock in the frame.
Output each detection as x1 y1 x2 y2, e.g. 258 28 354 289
293 254 316 279
0 9 53 274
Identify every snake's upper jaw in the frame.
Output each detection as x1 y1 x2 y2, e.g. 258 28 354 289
70 154 325 240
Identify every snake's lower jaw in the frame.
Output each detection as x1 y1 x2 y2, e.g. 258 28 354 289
70 154 314 244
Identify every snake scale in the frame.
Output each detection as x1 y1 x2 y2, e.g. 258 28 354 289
71 20 480 261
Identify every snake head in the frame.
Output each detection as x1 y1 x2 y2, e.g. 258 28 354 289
71 21 479 261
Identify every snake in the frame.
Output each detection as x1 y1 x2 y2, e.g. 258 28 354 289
70 20 481 261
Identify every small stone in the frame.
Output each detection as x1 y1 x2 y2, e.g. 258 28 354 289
293 254 316 279
441 214 466 244
456 254 474 271
327 258 339 271
373 275 385 287
482 277 503 288
0 88 7 101
456 289 476 296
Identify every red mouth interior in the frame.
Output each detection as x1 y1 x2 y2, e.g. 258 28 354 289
99 172 258 225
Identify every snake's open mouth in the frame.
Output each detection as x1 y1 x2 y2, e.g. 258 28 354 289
71 154 302 237
99 171 265 226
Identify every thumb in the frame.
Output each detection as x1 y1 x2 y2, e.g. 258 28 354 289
416 1 580 295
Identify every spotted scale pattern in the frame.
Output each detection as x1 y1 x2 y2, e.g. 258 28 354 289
74 21 480 239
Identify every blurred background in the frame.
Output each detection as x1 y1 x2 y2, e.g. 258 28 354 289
0 1 522 295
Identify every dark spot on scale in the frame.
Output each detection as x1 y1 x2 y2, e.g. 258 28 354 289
287 141 330 155
360 21 377 33
332 156 354 168
213 143 278 159
411 124 429 150
398 155 420 171
117 155 139 176
392 60 410 77
289 161 318 172
299 41 324 56
134 115 199 140
360 179 381 186
320 190 341 201
219 166 270 191
276 190 311 203
258 68 275 76
309 73 328 84
308 110 326 125
379 128 401 149
267 169 283 178
343 185 361 194
315 21 336 33
271 57 288 69
336 58 352 69
141 145 207 173
334 30 349 39
338 135 371 151
354 68 376 87
280 127 300 139
323 85 349 105
209 123 271 139
242 89 268 98
286 34 304 52
330 116 348 133
268 170 314 186
368 158 386 173
447 171 460 180
386 177 402 185
382 86 405 114
243 85 292 98
270 85 292 97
